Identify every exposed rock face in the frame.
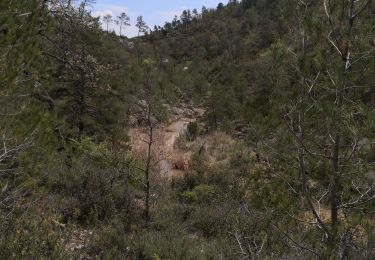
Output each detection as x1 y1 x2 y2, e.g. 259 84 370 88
128 115 138 127
129 99 158 127
183 108 195 118
171 107 184 116
137 99 147 109
232 120 250 140
171 105 196 119
130 101 200 128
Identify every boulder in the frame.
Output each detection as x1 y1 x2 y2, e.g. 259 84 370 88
137 99 148 108
128 115 137 127
183 108 195 118
171 107 184 115
161 103 170 110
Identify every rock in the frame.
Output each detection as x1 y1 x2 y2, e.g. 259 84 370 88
128 42 135 49
137 99 147 108
161 103 170 110
365 171 375 180
183 108 195 118
136 116 158 127
358 138 372 151
129 115 137 127
171 107 184 115
150 116 158 126
233 131 246 139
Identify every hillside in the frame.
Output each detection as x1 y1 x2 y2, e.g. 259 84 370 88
0 0 374 259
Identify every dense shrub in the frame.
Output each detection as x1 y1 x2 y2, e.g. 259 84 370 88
0 215 68 259
186 121 199 141
181 184 217 204
50 144 140 228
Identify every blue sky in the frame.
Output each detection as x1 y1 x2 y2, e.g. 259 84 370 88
91 0 223 37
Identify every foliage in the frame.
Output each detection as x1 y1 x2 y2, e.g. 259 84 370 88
186 121 199 141
1 0 374 258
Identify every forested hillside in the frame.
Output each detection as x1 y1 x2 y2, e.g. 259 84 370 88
1 0 374 259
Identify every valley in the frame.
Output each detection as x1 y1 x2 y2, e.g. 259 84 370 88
0 0 374 259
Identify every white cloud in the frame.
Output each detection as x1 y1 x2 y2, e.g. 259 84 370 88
91 9 113 18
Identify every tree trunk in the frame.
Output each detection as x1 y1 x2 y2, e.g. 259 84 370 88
331 135 340 228
144 71 153 228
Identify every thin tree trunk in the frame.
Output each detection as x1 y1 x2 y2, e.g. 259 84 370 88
144 70 153 228
145 105 152 227
212 101 217 130
78 73 85 141
329 0 356 232
78 94 84 140
331 135 340 228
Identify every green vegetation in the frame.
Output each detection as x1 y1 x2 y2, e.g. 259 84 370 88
0 0 374 259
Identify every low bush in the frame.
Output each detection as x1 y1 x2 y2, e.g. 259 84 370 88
0 215 68 259
186 121 199 141
50 143 140 228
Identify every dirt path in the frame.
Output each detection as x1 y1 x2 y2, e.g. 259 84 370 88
164 120 190 148
129 107 204 179
159 118 193 178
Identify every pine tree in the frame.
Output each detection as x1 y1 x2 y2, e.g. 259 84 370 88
45 1 123 142
136 16 149 36
103 14 113 34
116 12 130 37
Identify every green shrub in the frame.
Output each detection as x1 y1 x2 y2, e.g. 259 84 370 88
181 190 198 203
88 224 225 260
50 145 140 228
186 121 199 141
0 215 68 259
172 169 201 194
88 223 132 259
133 230 221 260
191 205 228 238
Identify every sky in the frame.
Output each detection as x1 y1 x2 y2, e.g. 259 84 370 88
90 0 223 37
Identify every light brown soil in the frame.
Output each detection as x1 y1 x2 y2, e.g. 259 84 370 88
129 107 204 179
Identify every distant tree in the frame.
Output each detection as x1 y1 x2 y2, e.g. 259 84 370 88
201 6 208 16
180 9 192 25
103 14 112 33
172 15 181 29
164 21 173 32
192 8 199 20
116 12 130 36
136 15 149 36
242 0 255 9
228 0 238 5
